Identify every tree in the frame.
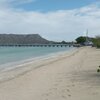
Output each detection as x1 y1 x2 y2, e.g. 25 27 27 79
76 36 86 44
92 36 100 48
61 41 67 44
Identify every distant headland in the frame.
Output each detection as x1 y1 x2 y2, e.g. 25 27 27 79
0 34 50 45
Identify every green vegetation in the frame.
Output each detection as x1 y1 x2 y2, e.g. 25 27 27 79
97 69 100 72
97 65 100 73
92 36 100 48
76 36 100 48
75 36 86 44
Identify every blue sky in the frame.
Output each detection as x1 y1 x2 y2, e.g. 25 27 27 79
0 0 100 41
16 0 97 12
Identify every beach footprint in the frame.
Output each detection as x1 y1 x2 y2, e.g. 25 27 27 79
68 94 71 97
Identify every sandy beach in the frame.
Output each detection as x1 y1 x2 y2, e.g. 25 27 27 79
0 47 100 100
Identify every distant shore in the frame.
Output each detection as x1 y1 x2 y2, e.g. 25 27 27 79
0 47 100 100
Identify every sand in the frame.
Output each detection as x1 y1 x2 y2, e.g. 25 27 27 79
0 47 100 100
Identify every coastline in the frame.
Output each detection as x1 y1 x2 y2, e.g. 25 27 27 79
0 47 77 83
0 47 100 100
0 47 74 71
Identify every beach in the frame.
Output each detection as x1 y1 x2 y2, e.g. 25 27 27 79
0 47 100 100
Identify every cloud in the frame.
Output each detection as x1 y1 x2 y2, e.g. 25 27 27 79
0 2 100 41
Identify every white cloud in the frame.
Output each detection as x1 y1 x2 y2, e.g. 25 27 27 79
0 2 100 41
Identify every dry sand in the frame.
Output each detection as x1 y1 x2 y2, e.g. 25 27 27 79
0 47 100 100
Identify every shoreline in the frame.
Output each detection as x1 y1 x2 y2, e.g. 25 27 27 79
0 47 100 100
0 47 77 83
0 46 74 68
0 47 75 71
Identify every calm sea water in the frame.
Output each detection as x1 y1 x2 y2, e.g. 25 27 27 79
0 47 75 69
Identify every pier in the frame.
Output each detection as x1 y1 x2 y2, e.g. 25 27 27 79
0 44 80 47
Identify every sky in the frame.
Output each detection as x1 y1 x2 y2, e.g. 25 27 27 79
0 0 100 41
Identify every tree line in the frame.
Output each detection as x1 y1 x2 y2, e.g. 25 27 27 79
75 36 100 48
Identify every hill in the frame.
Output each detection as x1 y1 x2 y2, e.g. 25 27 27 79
0 34 50 45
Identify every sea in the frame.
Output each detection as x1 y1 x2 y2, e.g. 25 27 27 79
0 46 75 71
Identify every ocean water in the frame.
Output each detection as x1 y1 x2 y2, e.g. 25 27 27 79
0 46 75 70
